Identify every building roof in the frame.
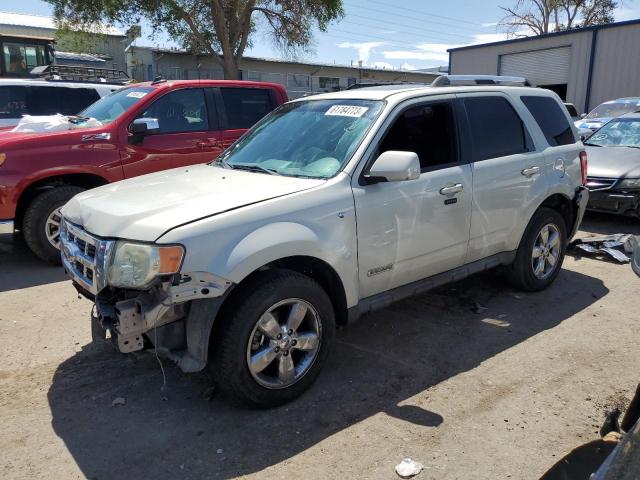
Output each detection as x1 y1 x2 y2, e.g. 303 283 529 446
448 18 640 53
0 11 125 36
134 45 437 77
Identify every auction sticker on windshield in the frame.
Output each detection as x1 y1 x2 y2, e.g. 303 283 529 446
325 105 369 117
126 91 148 98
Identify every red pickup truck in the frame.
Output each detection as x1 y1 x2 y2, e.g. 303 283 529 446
0 79 288 263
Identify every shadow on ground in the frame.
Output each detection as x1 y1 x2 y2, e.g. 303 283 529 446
579 212 640 237
47 267 608 479
0 233 66 292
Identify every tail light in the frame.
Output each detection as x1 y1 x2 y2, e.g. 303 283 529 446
579 151 588 186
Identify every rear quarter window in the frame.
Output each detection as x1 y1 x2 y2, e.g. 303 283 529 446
463 96 530 161
522 96 575 146
220 87 275 130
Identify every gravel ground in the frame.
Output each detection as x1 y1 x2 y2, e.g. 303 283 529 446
1 212 639 480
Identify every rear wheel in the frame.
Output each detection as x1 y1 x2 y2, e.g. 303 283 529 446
506 208 567 291
22 186 84 265
210 270 335 408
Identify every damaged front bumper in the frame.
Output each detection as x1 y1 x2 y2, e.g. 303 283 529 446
60 219 233 372
92 272 233 371
570 186 590 240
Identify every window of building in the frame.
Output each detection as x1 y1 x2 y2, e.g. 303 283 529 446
521 95 574 146
139 88 209 133
220 87 274 130
378 102 458 171
287 73 310 90
319 77 340 91
3 43 46 74
463 96 529 161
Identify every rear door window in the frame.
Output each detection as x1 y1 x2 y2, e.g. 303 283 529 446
522 96 575 146
220 87 275 130
463 96 530 161
0 85 100 118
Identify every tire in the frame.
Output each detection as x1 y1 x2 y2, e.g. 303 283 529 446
22 186 84 265
210 269 336 408
506 208 567 292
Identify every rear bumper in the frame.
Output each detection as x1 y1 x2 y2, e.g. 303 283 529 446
0 219 14 234
587 190 640 216
570 186 589 240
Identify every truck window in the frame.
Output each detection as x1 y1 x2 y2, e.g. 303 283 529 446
463 96 529 161
0 86 27 118
80 86 154 124
522 96 575 146
27 87 100 116
379 102 458 171
220 87 274 130
138 88 209 134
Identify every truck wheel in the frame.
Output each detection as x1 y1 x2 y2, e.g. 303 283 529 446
210 270 336 408
22 186 84 265
506 208 567 292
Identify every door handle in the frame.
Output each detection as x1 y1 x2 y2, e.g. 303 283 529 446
521 166 541 177
439 183 464 195
197 139 222 150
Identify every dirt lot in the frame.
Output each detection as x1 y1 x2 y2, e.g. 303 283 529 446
1 212 639 480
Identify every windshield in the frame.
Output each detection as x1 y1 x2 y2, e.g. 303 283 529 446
216 99 384 179
79 86 154 124
586 118 640 148
586 100 640 119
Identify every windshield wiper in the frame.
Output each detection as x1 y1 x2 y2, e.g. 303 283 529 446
583 142 602 147
228 163 280 175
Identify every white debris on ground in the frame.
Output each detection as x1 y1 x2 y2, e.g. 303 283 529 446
111 397 126 406
395 458 424 478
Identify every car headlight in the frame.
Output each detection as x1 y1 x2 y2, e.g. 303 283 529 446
618 178 640 190
107 241 184 288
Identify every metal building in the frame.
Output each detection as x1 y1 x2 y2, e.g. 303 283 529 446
448 19 640 114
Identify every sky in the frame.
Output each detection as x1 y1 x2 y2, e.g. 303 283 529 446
3 0 640 70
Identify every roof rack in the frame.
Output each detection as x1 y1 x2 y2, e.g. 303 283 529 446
29 64 130 85
431 75 533 87
346 81 429 90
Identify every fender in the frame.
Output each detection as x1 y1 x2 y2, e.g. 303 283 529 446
222 221 359 307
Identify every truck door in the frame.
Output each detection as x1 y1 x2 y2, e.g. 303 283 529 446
120 87 223 178
352 96 473 299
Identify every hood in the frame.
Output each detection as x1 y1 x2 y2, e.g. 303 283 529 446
575 117 611 130
62 163 325 241
585 146 640 179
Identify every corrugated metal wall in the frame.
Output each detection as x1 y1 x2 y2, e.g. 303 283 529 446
450 30 592 112
588 24 640 111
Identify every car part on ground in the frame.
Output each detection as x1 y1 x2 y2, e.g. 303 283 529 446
569 234 639 263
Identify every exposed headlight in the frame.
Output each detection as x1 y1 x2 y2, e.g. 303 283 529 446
107 241 184 288
618 178 640 190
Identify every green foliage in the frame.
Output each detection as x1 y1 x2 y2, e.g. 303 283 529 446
44 0 344 78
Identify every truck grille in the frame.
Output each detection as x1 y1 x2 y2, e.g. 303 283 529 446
60 219 113 294
585 177 617 191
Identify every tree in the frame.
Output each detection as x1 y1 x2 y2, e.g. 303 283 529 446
499 0 618 36
45 0 344 79
54 23 105 56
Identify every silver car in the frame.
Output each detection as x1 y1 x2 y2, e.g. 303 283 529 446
584 112 640 218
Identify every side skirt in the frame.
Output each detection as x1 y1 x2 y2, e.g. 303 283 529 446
347 251 516 323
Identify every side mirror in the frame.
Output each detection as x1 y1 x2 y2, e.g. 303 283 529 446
580 113 587 119
366 151 421 183
129 117 160 135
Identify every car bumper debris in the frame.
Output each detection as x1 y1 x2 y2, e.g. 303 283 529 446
569 233 639 263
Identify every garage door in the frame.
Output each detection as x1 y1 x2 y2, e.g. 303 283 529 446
499 47 571 86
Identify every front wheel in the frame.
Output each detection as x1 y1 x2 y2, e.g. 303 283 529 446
22 186 85 265
506 208 567 291
210 270 336 407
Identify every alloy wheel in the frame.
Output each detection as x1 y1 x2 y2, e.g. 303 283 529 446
531 223 561 280
45 207 63 249
246 298 322 389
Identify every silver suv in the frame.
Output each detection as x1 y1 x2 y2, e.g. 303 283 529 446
60 76 589 407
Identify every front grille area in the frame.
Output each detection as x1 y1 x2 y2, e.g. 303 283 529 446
60 219 112 294
585 177 617 191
